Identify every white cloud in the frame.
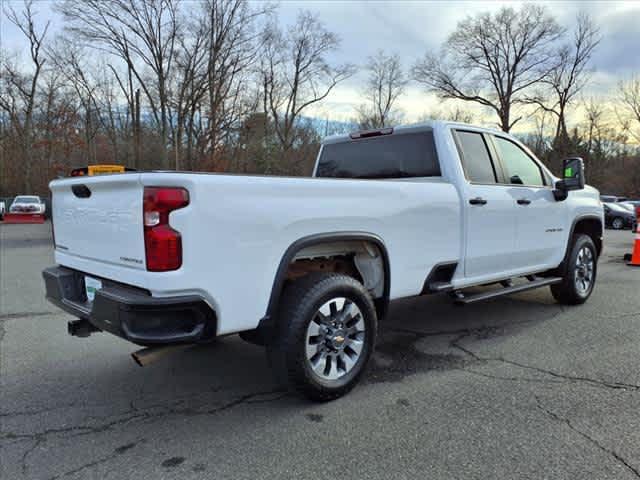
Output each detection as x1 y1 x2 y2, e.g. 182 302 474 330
2 0 638 132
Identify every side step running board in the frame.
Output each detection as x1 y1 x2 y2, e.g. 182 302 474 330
453 277 562 305
427 281 454 293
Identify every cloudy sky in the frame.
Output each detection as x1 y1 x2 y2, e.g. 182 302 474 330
2 0 640 130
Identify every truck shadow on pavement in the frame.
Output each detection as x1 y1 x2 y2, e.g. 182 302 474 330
126 286 563 405
0 288 567 479
367 288 562 384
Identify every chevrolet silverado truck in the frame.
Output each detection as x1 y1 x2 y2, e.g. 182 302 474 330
43 121 604 401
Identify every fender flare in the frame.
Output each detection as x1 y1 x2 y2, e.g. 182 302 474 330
263 231 391 321
556 215 603 273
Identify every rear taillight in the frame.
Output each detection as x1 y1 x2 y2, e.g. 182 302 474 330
143 187 189 271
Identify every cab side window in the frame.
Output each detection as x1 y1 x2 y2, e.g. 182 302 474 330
455 131 497 184
493 136 545 186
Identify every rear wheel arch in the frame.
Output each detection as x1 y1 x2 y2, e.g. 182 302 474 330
264 232 391 322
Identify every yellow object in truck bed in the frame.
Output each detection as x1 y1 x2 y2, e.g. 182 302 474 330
88 165 125 175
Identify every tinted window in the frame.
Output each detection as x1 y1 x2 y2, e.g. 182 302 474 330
493 136 545 186
456 131 496 183
316 132 440 179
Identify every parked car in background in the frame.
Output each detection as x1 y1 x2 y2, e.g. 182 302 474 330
600 195 627 203
622 200 640 217
9 195 46 214
603 202 636 230
0 200 5 220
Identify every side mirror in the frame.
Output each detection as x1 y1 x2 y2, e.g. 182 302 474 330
561 157 585 190
510 174 524 185
554 157 585 201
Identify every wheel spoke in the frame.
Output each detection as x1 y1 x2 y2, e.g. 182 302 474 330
319 302 332 317
338 301 358 324
307 320 321 337
353 317 365 332
326 355 340 379
346 338 364 356
315 311 331 325
306 342 319 360
341 352 356 372
310 352 327 376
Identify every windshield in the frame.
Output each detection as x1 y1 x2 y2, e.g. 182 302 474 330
605 202 629 213
13 196 40 204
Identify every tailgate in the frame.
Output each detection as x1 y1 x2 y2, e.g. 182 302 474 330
50 174 146 270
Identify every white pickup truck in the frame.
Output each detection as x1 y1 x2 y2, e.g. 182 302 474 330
43 121 603 400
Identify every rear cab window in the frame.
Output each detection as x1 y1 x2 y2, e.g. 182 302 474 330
316 131 440 179
454 130 498 184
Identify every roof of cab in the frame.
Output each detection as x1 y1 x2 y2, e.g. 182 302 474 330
321 120 506 145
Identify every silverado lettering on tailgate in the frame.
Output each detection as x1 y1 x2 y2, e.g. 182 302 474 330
60 207 136 232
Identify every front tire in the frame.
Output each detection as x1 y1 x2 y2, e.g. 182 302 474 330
267 273 377 401
550 234 597 305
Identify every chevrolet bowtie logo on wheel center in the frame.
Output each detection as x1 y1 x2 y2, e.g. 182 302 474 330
333 335 345 345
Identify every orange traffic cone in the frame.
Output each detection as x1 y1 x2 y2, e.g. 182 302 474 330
627 222 640 267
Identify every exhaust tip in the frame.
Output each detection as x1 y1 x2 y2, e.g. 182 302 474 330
131 351 144 367
130 344 192 367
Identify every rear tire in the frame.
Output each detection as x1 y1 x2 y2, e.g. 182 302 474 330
550 234 597 305
266 273 377 402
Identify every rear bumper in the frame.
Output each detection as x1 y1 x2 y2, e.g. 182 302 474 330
43 265 216 345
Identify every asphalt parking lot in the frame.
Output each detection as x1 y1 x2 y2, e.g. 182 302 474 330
1 222 639 479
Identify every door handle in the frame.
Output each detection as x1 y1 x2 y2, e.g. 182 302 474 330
517 198 531 205
469 197 487 205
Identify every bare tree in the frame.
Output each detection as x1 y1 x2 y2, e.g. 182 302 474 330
93 62 131 164
47 40 103 163
170 15 209 170
579 98 630 186
0 0 50 192
412 4 563 132
200 0 270 167
261 11 355 152
107 61 142 168
618 74 640 142
419 105 475 124
356 50 406 129
524 111 553 159
527 13 600 147
58 0 180 169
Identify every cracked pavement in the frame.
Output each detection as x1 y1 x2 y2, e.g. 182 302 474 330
1 223 639 479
